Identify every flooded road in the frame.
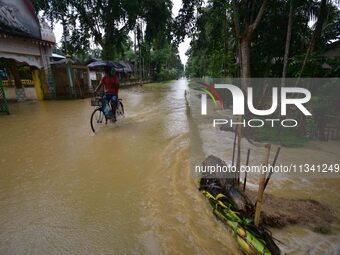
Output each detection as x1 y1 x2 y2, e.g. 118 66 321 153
0 79 239 255
1 78 339 255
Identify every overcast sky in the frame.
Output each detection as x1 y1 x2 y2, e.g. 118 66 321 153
53 0 191 65
173 0 190 65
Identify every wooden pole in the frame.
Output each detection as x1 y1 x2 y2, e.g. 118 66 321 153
264 146 281 190
231 126 237 166
243 149 250 192
254 144 271 227
236 122 242 186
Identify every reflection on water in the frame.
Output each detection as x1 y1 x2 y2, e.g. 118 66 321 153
0 79 239 255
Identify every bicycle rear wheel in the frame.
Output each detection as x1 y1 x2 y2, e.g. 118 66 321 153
90 108 107 133
116 101 124 117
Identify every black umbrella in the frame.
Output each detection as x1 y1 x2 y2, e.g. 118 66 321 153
87 60 125 71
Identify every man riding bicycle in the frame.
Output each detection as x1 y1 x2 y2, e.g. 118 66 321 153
94 66 120 121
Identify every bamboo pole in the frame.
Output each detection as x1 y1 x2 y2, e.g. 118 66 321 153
236 123 242 186
264 147 281 191
232 126 237 166
254 144 271 227
243 149 250 192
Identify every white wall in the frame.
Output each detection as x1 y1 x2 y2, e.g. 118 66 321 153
4 87 37 100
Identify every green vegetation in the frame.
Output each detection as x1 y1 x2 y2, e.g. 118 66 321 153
33 0 183 82
255 127 309 147
183 0 340 78
177 0 340 145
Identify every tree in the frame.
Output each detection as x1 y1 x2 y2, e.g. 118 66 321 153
281 0 294 86
298 0 328 78
173 0 203 45
184 0 237 77
232 0 268 87
33 0 173 60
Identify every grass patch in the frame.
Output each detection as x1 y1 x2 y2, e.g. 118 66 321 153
143 81 171 89
255 126 310 147
187 81 201 89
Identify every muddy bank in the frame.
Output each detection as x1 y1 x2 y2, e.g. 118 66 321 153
245 190 338 233
201 154 338 234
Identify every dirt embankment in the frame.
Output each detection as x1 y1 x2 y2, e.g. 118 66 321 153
202 155 338 234
245 190 338 234
217 125 339 233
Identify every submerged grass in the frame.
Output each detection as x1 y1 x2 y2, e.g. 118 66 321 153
143 80 171 89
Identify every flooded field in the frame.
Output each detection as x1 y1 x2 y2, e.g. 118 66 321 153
0 79 339 254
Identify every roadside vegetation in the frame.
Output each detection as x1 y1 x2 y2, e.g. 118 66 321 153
254 127 310 147
180 0 340 145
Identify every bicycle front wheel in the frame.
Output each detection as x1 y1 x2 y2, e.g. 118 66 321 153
90 108 107 133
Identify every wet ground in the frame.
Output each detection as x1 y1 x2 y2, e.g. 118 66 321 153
1 79 339 255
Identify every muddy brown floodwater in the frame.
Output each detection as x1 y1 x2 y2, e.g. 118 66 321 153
0 79 239 255
1 79 339 255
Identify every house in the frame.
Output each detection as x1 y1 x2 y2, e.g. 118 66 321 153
50 57 90 99
0 0 56 101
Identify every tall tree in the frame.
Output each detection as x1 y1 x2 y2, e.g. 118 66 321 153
173 0 203 45
281 0 294 86
232 0 269 87
298 0 329 78
33 0 173 60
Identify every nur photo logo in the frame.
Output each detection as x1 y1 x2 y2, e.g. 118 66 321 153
200 82 312 128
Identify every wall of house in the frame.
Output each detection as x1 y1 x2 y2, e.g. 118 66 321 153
4 87 37 100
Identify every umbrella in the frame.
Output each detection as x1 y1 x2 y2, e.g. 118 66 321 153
87 60 125 71
118 61 133 73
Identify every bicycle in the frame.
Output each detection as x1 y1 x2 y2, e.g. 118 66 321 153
90 93 124 133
